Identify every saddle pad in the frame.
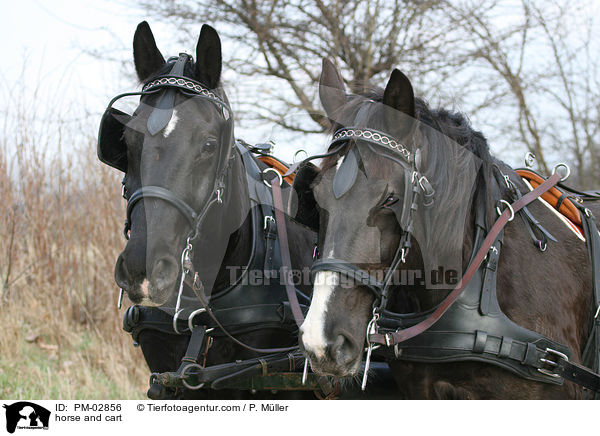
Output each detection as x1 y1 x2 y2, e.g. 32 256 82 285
517 169 582 226
258 155 295 185
518 170 585 241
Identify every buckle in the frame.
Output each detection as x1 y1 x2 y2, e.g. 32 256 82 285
537 348 569 378
264 215 275 230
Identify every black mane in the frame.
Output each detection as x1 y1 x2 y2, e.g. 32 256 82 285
322 86 503 267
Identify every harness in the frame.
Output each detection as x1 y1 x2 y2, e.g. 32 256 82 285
289 106 600 396
99 55 393 398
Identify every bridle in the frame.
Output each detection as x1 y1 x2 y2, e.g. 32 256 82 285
101 53 306 356
290 102 435 308
289 103 581 390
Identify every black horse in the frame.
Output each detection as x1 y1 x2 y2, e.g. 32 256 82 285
100 24 395 399
294 58 600 399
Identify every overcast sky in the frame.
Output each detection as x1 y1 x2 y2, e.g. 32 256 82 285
2 1 598 168
0 0 319 162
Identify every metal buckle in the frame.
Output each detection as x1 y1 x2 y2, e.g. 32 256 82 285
264 215 275 230
537 347 569 378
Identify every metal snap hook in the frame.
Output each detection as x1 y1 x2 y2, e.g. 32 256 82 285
187 308 207 332
172 309 185 334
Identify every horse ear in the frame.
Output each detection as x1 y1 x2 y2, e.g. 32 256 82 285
133 21 165 82
195 24 222 89
383 69 415 119
290 163 320 231
319 58 347 121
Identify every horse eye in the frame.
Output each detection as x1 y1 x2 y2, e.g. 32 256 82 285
203 140 217 154
382 195 399 207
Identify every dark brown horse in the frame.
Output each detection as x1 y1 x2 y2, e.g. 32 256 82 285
296 58 599 399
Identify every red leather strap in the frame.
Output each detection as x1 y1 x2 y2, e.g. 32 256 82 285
370 172 562 346
272 179 305 327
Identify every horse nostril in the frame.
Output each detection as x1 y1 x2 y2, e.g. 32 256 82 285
114 254 130 289
329 333 359 364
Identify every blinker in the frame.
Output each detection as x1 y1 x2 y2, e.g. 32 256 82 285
333 146 360 199
147 53 191 135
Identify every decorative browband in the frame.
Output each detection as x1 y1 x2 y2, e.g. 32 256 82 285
142 75 220 101
331 127 412 162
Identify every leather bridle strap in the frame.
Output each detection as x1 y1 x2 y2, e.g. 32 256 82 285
271 178 305 327
311 259 384 299
370 172 562 346
125 186 198 236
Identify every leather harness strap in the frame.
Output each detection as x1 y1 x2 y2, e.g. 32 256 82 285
370 172 563 346
271 178 305 327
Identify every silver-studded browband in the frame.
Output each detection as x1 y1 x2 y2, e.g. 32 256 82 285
330 126 413 163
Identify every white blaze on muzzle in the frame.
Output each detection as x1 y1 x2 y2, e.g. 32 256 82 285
300 271 339 359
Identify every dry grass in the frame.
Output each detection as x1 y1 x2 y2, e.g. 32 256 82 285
0 108 147 399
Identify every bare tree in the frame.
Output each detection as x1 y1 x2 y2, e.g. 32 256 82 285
137 0 449 133
136 0 599 186
440 0 599 186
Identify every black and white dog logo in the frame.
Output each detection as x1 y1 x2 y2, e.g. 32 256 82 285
3 402 50 433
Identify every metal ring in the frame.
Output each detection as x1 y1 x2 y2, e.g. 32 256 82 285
262 167 283 188
552 163 570 181
187 308 206 332
293 149 308 163
180 363 205 390
496 199 515 222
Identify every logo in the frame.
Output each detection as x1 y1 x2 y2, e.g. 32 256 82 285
2 402 50 433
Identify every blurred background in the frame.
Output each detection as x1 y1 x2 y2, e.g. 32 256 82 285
0 0 598 399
